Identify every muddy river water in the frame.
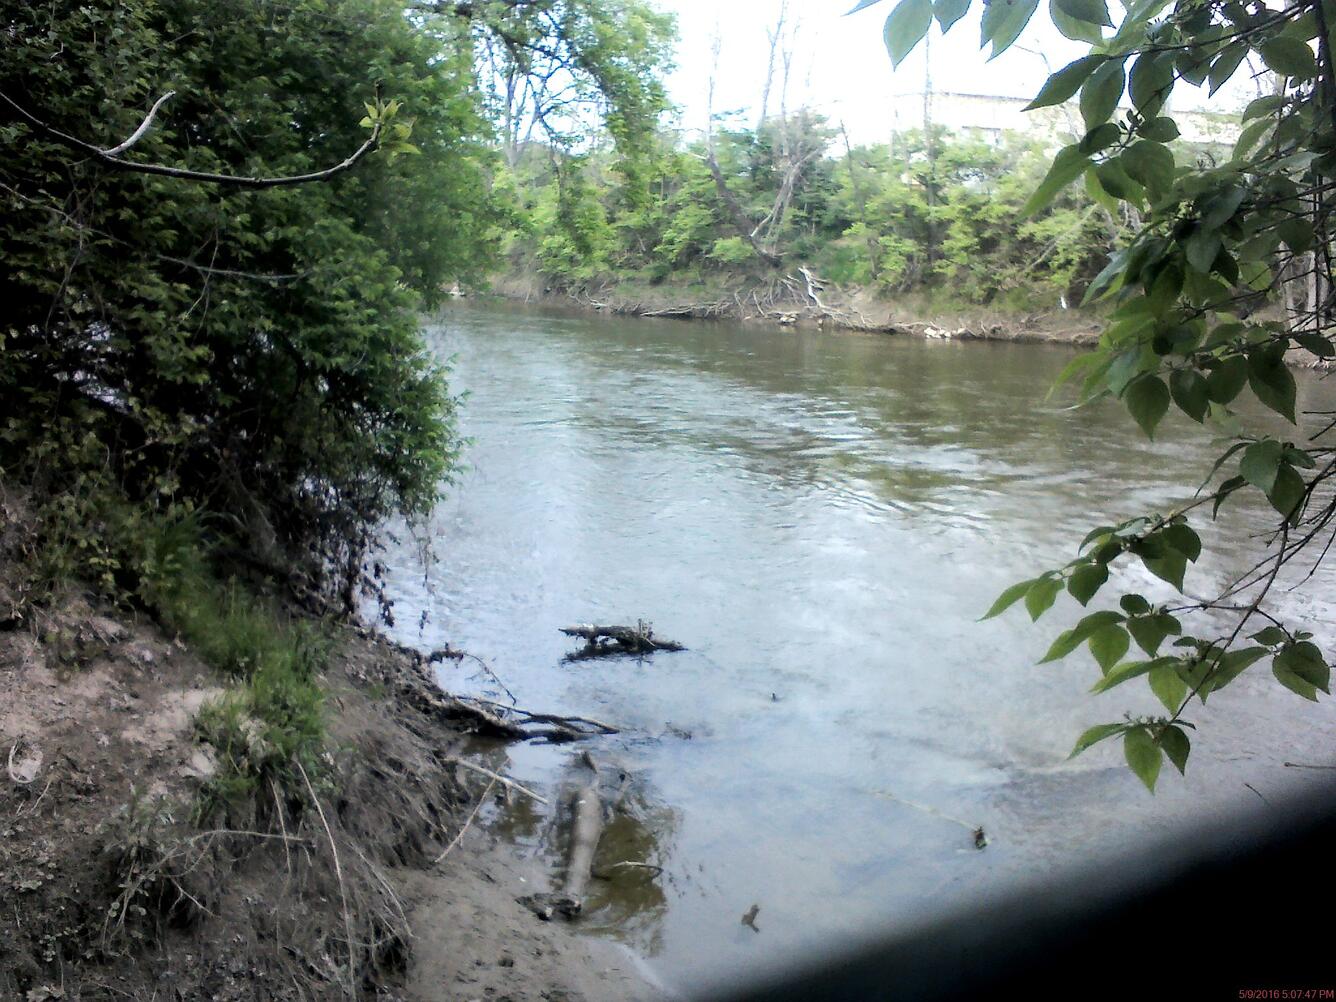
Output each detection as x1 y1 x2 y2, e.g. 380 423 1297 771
378 303 1336 996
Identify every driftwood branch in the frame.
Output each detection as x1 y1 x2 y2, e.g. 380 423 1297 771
560 622 685 660
444 758 549 805
397 651 616 742
1 88 383 188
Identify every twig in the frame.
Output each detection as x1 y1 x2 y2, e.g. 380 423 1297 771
297 763 356 999
1244 782 1271 805
15 776 54 818
1283 761 1336 770
594 860 663 878
454 694 620 735
444 758 549 805
871 789 980 832
435 777 497 863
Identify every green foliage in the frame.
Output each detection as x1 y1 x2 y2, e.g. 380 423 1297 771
504 123 1125 307
0 0 493 608
857 0 1336 793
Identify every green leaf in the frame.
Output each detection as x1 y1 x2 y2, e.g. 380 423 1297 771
1039 610 1124 663
1079 122 1122 155
1275 642 1330 694
1128 615 1172 655
1080 525 1117 551
1159 725 1190 775
1295 331 1335 357
1067 562 1109 605
981 577 1035 619
884 0 934 66
1070 722 1126 758
1089 624 1131 671
1278 217 1315 253
980 0 1040 58
1095 160 1144 203
1251 626 1288 647
1259 37 1319 79
1149 662 1188 713
1201 186 1246 230
1142 548 1187 591
1205 355 1248 404
1080 58 1126 129
1025 576 1063 620
1025 55 1108 110
1169 368 1209 421
1239 439 1282 494
1050 0 1104 42
933 0 971 30
1120 140 1175 196
1093 658 1160 693
1212 475 1248 518
1248 346 1297 423
1128 51 1174 114
1137 117 1179 142
1022 144 1091 216
1211 646 1270 691
1119 594 1151 615
1208 42 1248 95
1055 0 1111 26
1232 117 1274 162
1268 463 1307 523
1123 374 1170 438
1160 523 1201 562
1184 228 1222 275
1274 658 1321 701
1124 727 1162 792
1242 94 1285 121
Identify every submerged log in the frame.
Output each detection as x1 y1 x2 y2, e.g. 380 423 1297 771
562 772 604 908
559 622 685 661
519 754 606 920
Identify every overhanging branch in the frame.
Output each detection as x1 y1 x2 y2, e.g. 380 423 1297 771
1 89 383 188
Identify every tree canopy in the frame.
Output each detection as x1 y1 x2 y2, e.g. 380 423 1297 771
0 0 672 614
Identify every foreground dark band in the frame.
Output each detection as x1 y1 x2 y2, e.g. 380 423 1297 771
710 778 1336 1001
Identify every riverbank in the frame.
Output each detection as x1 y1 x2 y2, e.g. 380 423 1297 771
0 503 660 1001
485 272 1106 346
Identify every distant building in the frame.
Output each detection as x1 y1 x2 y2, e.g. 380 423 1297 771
889 91 1241 148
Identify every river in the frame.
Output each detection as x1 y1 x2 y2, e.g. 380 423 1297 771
378 302 1336 997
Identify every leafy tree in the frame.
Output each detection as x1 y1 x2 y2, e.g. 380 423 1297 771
0 0 677 614
864 0 1335 789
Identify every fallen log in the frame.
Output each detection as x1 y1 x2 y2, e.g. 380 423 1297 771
560 622 685 661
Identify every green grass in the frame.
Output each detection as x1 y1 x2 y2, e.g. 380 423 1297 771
119 510 332 818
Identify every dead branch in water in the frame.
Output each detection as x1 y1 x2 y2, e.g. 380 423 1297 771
560 622 685 661
443 758 549 805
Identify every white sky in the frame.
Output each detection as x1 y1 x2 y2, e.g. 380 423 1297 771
656 0 1262 145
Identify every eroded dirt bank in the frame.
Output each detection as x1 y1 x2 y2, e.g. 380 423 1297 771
0 585 662 1001
484 273 1105 346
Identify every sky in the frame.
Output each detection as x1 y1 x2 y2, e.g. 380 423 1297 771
654 0 1262 146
